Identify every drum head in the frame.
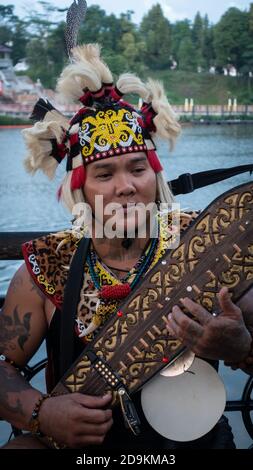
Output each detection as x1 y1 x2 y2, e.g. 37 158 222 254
141 358 226 442
160 349 195 377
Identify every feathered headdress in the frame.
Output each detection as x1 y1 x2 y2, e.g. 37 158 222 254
22 1 181 203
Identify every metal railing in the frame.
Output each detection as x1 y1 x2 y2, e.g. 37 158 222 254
0 231 253 445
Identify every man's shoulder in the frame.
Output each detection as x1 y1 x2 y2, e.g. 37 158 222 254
21 230 80 309
22 229 79 258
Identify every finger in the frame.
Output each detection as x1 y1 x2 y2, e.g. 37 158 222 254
171 305 203 338
75 393 112 409
167 313 183 340
76 418 113 437
79 407 112 424
167 312 203 349
217 287 240 317
179 297 212 325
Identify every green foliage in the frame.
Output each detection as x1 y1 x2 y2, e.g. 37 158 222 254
171 19 191 60
250 3 253 33
0 4 28 63
214 8 251 71
148 69 253 105
191 12 209 69
140 4 172 69
202 15 215 69
192 12 203 47
178 37 197 71
0 1 253 98
0 114 31 125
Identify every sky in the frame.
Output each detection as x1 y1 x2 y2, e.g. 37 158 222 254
6 0 253 24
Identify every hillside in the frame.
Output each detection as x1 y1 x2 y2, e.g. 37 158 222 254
145 70 253 105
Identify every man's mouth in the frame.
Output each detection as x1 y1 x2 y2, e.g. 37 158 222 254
121 203 137 214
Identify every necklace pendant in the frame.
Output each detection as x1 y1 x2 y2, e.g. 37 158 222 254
99 283 131 300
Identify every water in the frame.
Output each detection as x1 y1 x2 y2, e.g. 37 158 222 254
0 125 252 448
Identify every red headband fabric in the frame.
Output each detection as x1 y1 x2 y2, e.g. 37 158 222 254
146 150 163 173
70 165 86 191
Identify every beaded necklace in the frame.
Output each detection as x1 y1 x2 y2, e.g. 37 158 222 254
87 232 158 299
78 213 176 339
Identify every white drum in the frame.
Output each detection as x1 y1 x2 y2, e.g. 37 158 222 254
160 349 195 377
141 358 226 442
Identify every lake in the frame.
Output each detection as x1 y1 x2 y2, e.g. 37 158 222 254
0 124 252 448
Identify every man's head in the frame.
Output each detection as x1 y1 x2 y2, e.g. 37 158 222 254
22 44 181 219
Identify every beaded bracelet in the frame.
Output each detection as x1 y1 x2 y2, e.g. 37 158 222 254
29 393 51 436
0 353 21 369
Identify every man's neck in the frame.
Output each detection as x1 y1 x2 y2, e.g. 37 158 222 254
91 235 150 267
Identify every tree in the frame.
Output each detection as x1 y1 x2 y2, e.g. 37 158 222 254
121 32 138 69
171 20 191 61
192 12 203 47
0 5 15 45
178 37 197 71
22 2 68 87
192 12 206 69
11 19 29 64
140 4 172 69
202 15 215 69
0 5 30 64
79 5 107 45
102 13 122 53
214 7 250 71
249 3 253 33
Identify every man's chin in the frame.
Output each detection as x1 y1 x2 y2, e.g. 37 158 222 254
114 219 149 239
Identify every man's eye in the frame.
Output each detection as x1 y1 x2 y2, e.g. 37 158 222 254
96 173 111 179
133 167 145 173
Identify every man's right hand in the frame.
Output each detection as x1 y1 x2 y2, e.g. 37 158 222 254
39 392 113 448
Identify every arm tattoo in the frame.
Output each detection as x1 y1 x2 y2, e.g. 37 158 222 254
0 363 31 416
0 306 32 352
29 278 45 301
8 272 23 294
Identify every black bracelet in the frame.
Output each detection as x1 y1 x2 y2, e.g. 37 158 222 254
0 353 21 369
29 394 51 437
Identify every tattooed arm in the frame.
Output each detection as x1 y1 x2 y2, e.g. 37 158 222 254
0 263 48 430
0 265 114 447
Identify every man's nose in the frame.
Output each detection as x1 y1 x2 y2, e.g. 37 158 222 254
115 173 136 197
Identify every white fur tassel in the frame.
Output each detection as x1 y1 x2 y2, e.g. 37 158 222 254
72 44 113 84
146 79 181 149
116 73 150 102
56 51 102 103
22 121 67 179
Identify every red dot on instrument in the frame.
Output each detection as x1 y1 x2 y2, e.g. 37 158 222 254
162 357 169 363
117 310 123 317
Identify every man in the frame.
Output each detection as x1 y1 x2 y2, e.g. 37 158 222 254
0 44 252 449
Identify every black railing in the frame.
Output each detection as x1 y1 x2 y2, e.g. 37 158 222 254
0 231 253 446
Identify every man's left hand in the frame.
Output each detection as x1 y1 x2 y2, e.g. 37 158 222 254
166 287 251 362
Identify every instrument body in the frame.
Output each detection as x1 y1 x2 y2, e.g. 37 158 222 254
55 182 253 398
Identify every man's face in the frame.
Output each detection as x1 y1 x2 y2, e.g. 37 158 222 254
83 152 157 238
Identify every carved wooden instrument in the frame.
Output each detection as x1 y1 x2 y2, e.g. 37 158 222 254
50 181 253 440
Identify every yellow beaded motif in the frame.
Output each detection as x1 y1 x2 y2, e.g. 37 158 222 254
79 108 144 157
